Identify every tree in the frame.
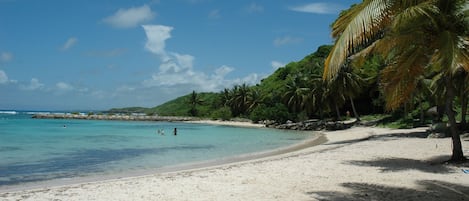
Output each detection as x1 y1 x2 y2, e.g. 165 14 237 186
283 76 309 114
306 74 329 119
324 0 469 161
327 66 365 121
188 90 203 116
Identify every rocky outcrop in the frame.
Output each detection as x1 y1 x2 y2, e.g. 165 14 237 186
265 119 355 131
32 114 198 122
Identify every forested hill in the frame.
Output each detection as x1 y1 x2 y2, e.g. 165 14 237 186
108 44 384 123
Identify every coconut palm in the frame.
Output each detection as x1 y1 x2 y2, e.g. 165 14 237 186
283 76 309 114
246 88 262 113
188 90 203 116
453 70 469 129
324 0 469 161
327 66 365 121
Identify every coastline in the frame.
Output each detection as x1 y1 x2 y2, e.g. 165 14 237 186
1 125 468 200
0 119 317 193
0 129 324 193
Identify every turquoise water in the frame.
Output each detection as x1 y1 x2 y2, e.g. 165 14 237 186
0 111 311 186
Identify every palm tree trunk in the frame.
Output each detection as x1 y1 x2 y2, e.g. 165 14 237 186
349 97 360 121
445 76 465 161
420 99 425 125
335 102 341 121
461 94 467 130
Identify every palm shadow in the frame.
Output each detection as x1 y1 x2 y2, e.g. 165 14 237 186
346 157 459 174
308 180 469 201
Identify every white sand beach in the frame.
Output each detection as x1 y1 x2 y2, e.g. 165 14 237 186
1 126 468 201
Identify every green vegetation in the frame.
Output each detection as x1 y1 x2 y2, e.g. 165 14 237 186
324 0 468 161
107 107 149 114
108 0 469 162
145 92 220 117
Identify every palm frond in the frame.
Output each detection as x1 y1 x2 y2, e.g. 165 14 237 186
391 1 440 33
381 46 427 110
431 31 469 74
324 0 392 80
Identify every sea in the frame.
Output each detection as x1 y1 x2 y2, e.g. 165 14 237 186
0 110 313 188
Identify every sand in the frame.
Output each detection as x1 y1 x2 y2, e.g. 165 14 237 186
1 125 468 201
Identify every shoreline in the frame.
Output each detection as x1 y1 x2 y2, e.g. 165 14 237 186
2 125 468 200
0 120 320 193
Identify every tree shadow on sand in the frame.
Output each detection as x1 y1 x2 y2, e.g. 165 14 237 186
345 157 459 174
307 180 469 201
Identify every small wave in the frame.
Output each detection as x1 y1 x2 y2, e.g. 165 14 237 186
0 111 17 115
26 112 51 115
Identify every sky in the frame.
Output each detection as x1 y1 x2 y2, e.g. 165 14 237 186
0 0 360 111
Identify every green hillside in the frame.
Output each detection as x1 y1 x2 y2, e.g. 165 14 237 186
108 44 383 122
147 92 221 117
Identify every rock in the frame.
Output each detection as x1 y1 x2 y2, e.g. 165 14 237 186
325 122 346 131
427 132 447 138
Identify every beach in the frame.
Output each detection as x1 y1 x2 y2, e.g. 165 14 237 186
1 125 468 201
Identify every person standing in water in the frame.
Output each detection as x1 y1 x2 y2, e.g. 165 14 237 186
173 128 177 136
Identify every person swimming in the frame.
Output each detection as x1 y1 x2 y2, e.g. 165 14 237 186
157 129 165 135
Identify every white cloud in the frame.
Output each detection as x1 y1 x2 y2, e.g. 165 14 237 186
20 78 44 90
274 36 303 46
0 52 13 62
0 70 8 84
141 24 262 93
61 37 78 51
289 3 344 14
271 61 285 70
215 65 234 77
56 82 74 91
142 25 173 58
103 5 155 28
246 3 264 13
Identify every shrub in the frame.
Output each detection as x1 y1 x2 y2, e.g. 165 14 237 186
250 103 291 123
211 107 232 120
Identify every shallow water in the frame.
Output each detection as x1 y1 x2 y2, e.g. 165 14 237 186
0 112 312 186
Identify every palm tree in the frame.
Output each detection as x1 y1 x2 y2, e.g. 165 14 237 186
453 70 469 129
325 78 346 121
188 90 203 116
414 75 433 125
246 88 262 113
327 66 365 121
324 0 469 161
233 84 250 116
306 74 329 119
283 76 309 114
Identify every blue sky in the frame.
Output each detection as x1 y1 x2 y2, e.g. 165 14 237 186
0 0 360 111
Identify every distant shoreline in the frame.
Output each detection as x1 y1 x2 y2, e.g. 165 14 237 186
32 113 203 122
31 113 268 128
